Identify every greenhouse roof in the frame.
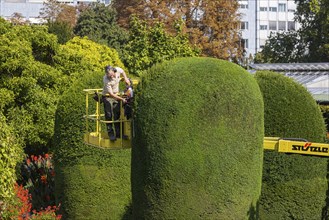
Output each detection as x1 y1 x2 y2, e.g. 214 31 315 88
249 63 329 102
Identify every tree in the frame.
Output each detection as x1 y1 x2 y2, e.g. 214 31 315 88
295 0 329 61
112 0 242 60
257 0 329 63
122 16 200 76
39 0 65 23
74 3 129 56
39 0 76 44
254 31 306 63
48 21 74 44
0 20 65 153
53 36 125 77
9 13 26 25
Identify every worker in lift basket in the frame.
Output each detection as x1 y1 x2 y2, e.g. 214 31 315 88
102 65 130 141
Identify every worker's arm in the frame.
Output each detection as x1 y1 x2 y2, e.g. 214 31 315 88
119 69 130 85
109 91 127 103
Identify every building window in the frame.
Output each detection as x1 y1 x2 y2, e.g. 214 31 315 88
260 39 266 48
260 25 267 30
260 7 267 11
288 21 295 31
278 3 286 12
288 9 295 12
240 4 248 9
241 21 248 30
269 21 277 30
241 39 249 49
269 7 277 12
278 21 286 31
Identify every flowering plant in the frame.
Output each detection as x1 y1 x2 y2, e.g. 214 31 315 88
18 154 55 211
0 183 61 219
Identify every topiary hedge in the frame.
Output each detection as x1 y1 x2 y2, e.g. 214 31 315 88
53 71 131 219
255 70 328 219
132 57 264 219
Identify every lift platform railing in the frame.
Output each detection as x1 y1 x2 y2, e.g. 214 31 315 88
83 88 132 149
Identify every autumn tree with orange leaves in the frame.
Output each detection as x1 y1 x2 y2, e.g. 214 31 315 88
112 0 242 60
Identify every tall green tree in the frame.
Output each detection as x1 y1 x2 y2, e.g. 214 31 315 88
257 0 329 63
295 0 329 61
39 0 76 44
74 3 129 56
254 31 306 63
112 0 242 60
122 16 200 76
48 21 74 44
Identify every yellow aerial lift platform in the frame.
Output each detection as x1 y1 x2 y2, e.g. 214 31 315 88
83 88 133 149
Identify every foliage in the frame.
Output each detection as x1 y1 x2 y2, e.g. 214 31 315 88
320 105 329 132
40 0 77 44
113 0 242 60
132 57 264 219
18 154 55 211
254 31 307 63
74 3 129 56
256 0 329 62
0 183 61 220
0 114 24 201
0 19 66 153
0 18 126 154
2 61 63 153
39 0 66 23
48 21 74 44
53 71 131 219
0 18 12 34
54 36 125 78
123 16 200 76
254 71 328 219
295 0 329 61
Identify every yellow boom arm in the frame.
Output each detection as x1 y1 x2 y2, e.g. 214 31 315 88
264 137 329 157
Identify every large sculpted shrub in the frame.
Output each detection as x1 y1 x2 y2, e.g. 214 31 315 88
255 71 327 219
53 71 131 219
132 57 264 219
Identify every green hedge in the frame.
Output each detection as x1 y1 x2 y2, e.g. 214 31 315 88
255 71 328 219
132 57 264 219
53 71 131 219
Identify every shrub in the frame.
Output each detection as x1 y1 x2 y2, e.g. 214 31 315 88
53 70 131 219
255 71 328 219
0 113 23 202
132 57 264 219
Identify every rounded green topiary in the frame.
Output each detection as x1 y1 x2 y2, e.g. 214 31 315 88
132 57 264 219
53 71 131 219
255 70 327 219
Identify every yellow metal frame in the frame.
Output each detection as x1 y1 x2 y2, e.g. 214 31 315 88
264 137 329 157
83 88 132 149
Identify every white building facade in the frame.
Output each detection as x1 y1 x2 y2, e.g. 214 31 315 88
238 0 299 57
0 0 109 23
